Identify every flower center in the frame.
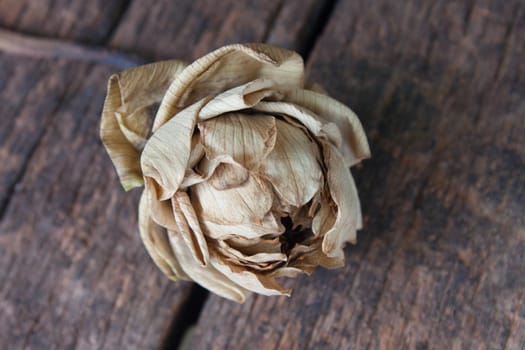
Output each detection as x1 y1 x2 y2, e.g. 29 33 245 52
279 216 313 254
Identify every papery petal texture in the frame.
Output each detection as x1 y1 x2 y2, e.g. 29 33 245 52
101 60 187 190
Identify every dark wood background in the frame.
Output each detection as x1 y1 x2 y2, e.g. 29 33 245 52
0 0 524 349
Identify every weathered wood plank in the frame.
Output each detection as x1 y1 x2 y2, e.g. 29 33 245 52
0 55 194 349
0 0 129 44
110 0 325 60
190 1 525 349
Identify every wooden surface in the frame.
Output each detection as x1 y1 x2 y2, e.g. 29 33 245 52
0 0 523 349
0 0 129 44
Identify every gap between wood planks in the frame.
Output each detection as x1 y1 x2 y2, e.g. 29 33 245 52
0 1 338 347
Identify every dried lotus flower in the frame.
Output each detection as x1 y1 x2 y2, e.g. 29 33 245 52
100 44 370 302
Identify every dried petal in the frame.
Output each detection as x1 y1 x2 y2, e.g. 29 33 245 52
260 119 322 207
141 98 210 200
206 163 249 190
145 177 178 231
192 174 272 224
226 236 282 255
168 232 250 302
216 240 286 267
209 251 290 296
153 44 304 130
255 101 324 136
198 79 281 120
254 100 344 151
138 191 187 279
200 212 284 240
289 242 344 270
198 113 277 170
319 142 363 258
284 89 370 166
100 60 187 190
171 191 210 266
312 198 337 238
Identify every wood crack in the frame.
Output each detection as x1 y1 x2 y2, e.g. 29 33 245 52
298 0 338 60
101 0 133 45
161 284 208 350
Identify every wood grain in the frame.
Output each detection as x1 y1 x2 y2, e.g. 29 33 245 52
0 55 194 349
190 1 525 349
110 0 326 60
0 0 129 44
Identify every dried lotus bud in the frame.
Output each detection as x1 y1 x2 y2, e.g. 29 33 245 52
100 43 370 302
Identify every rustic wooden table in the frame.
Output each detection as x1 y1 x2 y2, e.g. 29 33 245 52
0 1 524 349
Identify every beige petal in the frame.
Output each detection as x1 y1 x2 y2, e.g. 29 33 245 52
284 89 371 166
153 43 304 130
171 191 209 266
182 154 246 189
144 178 178 231
188 135 206 168
312 198 337 238
198 113 277 170
288 241 344 270
191 174 273 226
210 251 290 296
319 142 363 258
100 60 187 190
114 107 152 151
255 101 345 154
168 231 250 302
270 266 307 278
200 212 284 240
198 79 281 120
260 119 322 207
141 98 210 200
206 163 250 190
138 190 187 280
226 236 282 255
254 101 324 136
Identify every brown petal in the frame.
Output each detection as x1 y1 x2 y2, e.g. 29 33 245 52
198 113 277 170
226 236 282 255
290 244 345 270
319 142 363 258
312 198 337 238
100 60 187 190
138 190 187 280
153 43 304 130
260 119 322 207
216 240 286 266
199 212 284 240
141 98 210 200
209 251 290 296
168 231 250 302
284 89 371 166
